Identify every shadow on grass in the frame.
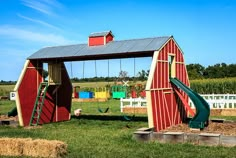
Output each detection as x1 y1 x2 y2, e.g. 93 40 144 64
71 114 148 122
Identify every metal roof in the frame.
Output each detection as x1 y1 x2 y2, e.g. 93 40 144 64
89 31 112 37
28 36 171 61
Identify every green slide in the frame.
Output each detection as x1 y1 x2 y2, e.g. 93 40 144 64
170 78 210 129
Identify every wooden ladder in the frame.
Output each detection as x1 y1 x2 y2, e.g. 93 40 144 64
29 82 49 126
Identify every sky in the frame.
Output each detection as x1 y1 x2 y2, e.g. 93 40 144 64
0 0 236 80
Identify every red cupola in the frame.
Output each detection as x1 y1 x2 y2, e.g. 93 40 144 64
88 31 114 46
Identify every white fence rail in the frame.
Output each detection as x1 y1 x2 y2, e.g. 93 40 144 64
120 97 147 112
189 94 236 109
120 94 236 112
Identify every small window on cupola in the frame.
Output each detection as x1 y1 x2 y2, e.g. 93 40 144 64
88 31 114 46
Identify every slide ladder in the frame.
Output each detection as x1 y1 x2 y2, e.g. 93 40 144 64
170 78 210 129
29 82 49 126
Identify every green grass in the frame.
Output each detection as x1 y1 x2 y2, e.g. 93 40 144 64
0 100 16 115
0 100 236 158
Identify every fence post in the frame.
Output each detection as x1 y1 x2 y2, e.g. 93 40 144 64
120 98 123 112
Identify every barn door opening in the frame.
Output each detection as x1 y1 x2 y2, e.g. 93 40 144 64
168 55 176 78
42 63 48 82
48 62 62 85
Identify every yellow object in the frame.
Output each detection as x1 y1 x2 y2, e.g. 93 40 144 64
94 87 110 99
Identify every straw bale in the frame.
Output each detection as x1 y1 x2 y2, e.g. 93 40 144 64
23 139 67 158
221 109 236 116
0 137 67 158
0 138 30 156
210 109 222 116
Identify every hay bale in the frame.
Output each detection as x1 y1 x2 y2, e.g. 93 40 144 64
23 139 67 158
221 109 236 116
0 138 29 156
0 138 67 158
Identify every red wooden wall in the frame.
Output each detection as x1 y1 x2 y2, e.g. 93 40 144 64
88 33 114 46
16 60 72 126
88 36 104 46
106 33 114 43
148 38 189 131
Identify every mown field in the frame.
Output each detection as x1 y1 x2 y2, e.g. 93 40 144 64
0 78 236 157
0 100 236 158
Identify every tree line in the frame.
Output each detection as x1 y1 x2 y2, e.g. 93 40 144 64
0 63 235 84
72 63 236 82
186 63 236 80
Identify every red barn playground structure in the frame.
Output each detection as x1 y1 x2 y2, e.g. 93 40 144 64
14 31 210 130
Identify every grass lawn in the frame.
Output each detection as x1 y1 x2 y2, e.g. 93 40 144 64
0 99 236 158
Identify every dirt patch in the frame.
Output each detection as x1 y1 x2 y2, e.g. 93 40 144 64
161 122 236 136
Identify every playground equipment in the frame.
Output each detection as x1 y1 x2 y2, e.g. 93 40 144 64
94 87 110 99
73 86 80 98
130 84 146 98
7 107 18 117
94 60 110 99
170 78 210 128
111 85 127 99
29 82 49 126
14 30 209 130
120 97 147 115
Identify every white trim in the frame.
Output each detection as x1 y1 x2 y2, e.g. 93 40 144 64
147 88 172 91
176 62 185 64
14 60 30 126
157 60 168 63
15 91 23 126
146 51 159 90
146 51 159 129
146 91 154 128
14 60 30 91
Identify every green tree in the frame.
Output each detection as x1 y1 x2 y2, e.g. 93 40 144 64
186 64 205 80
43 69 48 80
137 70 149 81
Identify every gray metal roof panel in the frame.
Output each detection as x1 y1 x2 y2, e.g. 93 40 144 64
28 36 171 60
144 37 169 50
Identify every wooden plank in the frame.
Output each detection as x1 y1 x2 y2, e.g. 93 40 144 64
133 131 153 142
199 133 221 146
164 132 184 143
185 133 199 144
137 127 154 131
221 135 236 146
152 132 164 143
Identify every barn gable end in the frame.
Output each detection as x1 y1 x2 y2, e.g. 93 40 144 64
146 37 190 131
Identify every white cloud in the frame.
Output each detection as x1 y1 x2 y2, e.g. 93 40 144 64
41 0 63 8
17 13 61 31
21 0 63 16
0 25 74 45
21 0 53 15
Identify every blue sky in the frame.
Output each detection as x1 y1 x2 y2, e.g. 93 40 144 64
0 0 235 80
